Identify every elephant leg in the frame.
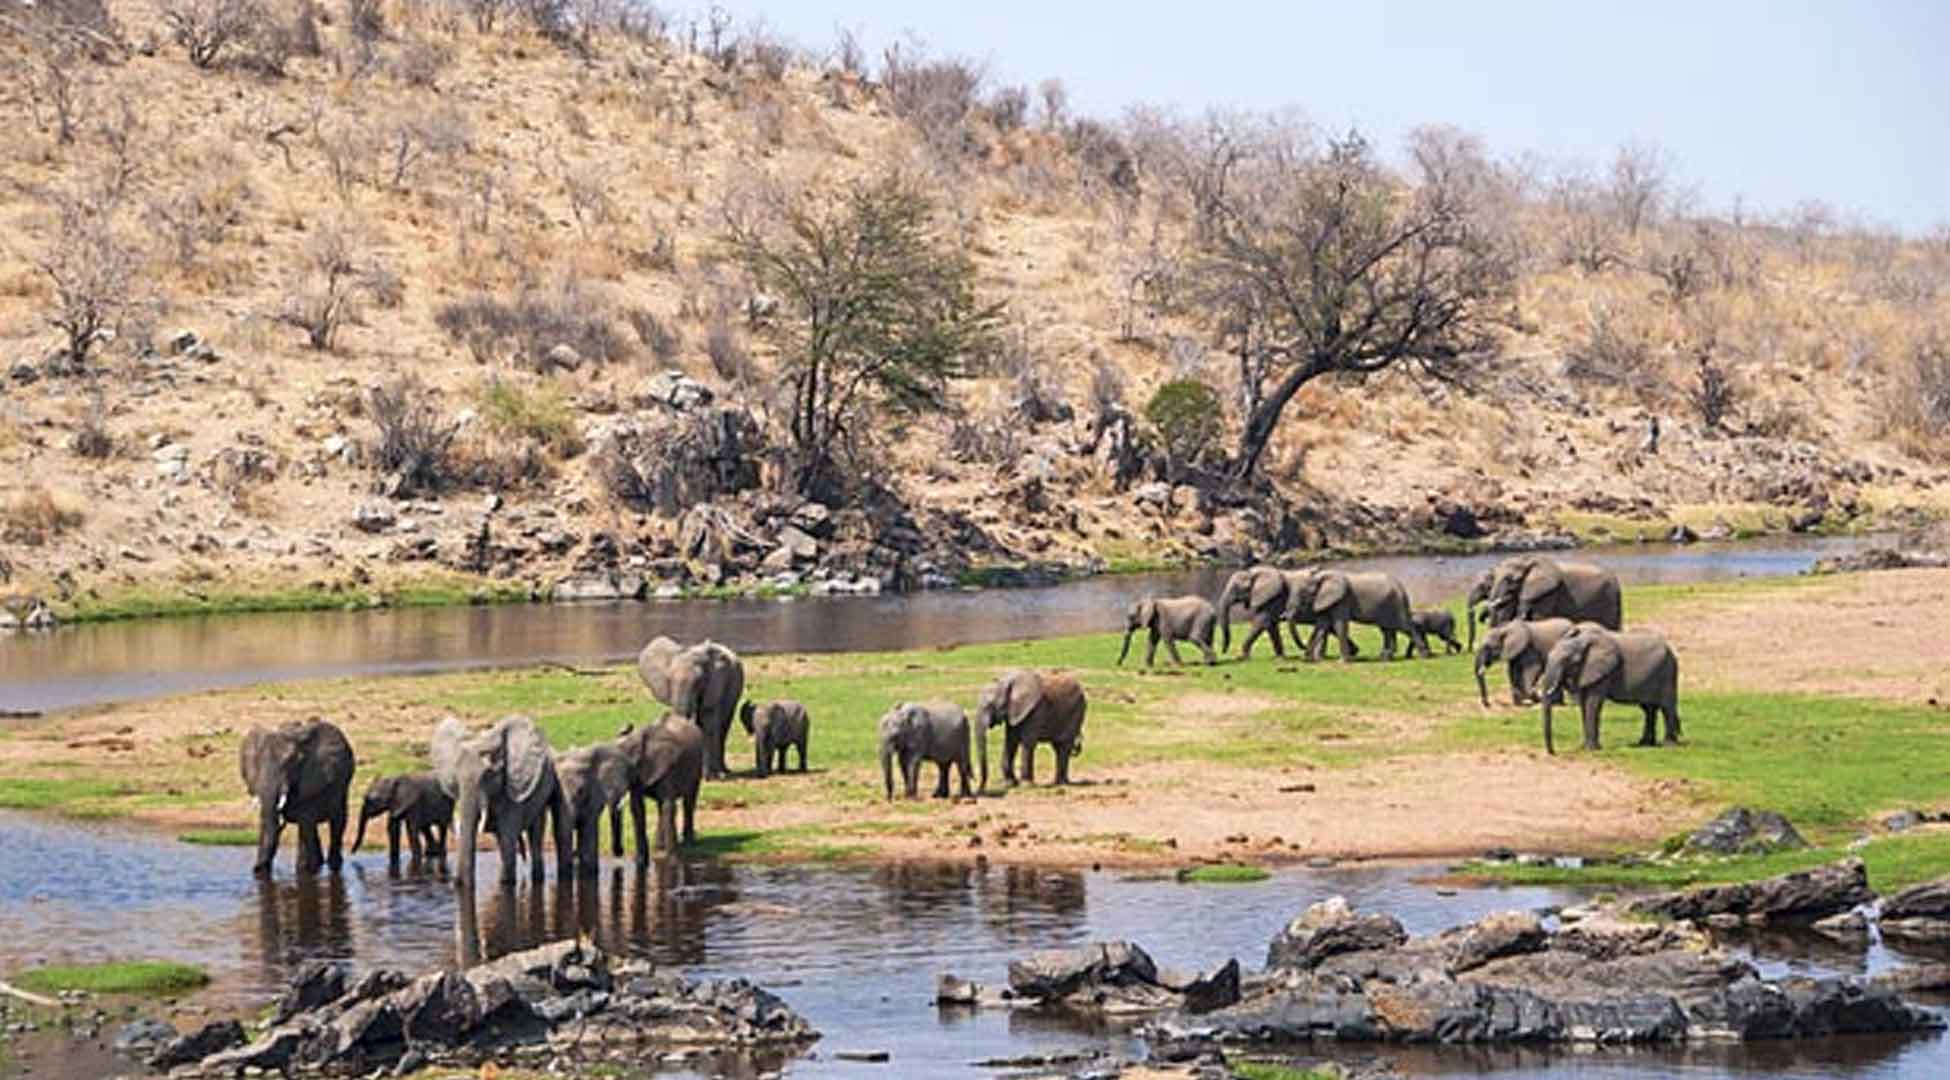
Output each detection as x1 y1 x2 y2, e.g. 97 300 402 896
933 760 951 799
1002 728 1021 786
327 802 346 872
1239 620 1263 659
1054 742 1073 785
402 819 421 865
655 796 675 854
576 815 599 876
1581 696 1604 751
1342 619 1362 662
298 821 323 874
525 815 548 882
1663 702 1683 744
1265 615 1286 658
1411 626 1432 659
1145 630 1160 667
1304 623 1327 663
681 785 697 846
957 751 973 799
629 790 651 867
796 740 808 772
1164 636 1186 666
1636 704 1660 747
1019 736 1036 785
389 817 405 866
1198 634 1217 665
904 755 921 799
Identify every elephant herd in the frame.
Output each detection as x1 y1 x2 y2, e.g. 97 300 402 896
240 635 1094 881
1121 555 1684 757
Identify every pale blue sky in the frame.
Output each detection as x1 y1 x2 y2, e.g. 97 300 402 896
716 1 1946 233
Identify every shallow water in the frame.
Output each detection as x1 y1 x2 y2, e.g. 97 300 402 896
0 812 1942 1079
0 536 1880 713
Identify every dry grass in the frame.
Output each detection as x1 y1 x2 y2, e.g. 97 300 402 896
0 486 85 545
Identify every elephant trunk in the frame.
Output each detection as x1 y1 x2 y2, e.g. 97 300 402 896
1218 581 1237 654
1473 645 1493 707
253 778 283 877
977 712 993 794
1116 627 1134 666
1466 604 1477 653
352 798 376 854
1538 657 1569 756
1542 698 1556 756
879 739 896 800
454 784 482 890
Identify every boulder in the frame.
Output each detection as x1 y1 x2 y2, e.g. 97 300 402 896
549 572 647 603
775 525 818 563
1009 941 1158 1000
1438 910 1548 974
1155 959 1241 1014
149 1019 246 1070
1685 807 1808 855
1133 482 1172 510
936 974 979 1006
637 370 714 411
1811 911 1872 943
1885 810 1924 833
1629 858 1870 923
1877 877 1950 941
788 501 834 538
353 502 397 534
274 960 352 1025
1265 897 1409 970
1873 964 1950 994
544 344 582 372
109 1018 177 1058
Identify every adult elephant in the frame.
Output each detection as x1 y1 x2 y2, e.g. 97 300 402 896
1464 568 1496 652
1538 625 1682 755
878 702 973 800
553 743 633 875
1217 566 1311 659
430 715 572 890
1486 557 1622 631
1290 570 1425 661
1472 618 1575 707
637 636 746 780
1118 595 1218 666
974 670 1087 791
241 719 356 878
615 714 704 861
351 772 452 867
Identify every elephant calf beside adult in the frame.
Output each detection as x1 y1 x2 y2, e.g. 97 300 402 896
1473 618 1576 707
637 636 746 780
740 699 810 777
975 669 1087 791
615 714 705 860
352 772 452 868
554 743 634 875
1217 565 1311 660
1485 556 1623 632
879 703 974 800
1289 570 1428 661
430 714 573 890
1538 625 1682 755
241 718 357 878
1118 595 1219 667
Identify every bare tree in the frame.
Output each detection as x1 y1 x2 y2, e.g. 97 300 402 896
278 219 388 351
1196 127 1517 483
35 187 141 371
1608 140 1671 236
162 0 265 69
1037 77 1067 131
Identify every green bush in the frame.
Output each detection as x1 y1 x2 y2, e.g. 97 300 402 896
1144 378 1223 478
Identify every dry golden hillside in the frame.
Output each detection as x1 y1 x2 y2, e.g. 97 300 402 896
1 0 1946 615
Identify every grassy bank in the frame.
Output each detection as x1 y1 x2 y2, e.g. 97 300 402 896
55 574 534 624
1463 830 1950 894
9 961 208 997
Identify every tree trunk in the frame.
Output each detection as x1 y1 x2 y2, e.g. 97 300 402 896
1229 357 1326 484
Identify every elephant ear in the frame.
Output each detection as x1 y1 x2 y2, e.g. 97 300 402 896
1313 574 1350 614
1577 633 1623 690
1005 671 1044 728
636 637 681 707
429 718 467 796
498 717 551 805
1501 623 1532 661
1137 598 1156 628
1248 570 1284 612
1520 560 1565 608
595 749 632 805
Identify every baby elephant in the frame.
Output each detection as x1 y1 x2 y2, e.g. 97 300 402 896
352 773 453 867
878 702 973 800
1538 624 1682 755
740 699 810 777
1411 608 1464 654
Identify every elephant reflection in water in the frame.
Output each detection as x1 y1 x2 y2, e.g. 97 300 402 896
978 864 1085 942
872 862 978 921
251 874 351 984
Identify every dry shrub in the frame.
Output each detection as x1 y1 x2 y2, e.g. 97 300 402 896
1 486 84 545
705 318 753 383
433 280 629 371
627 307 682 364
476 378 585 457
1883 333 1950 460
368 377 458 495
70 390 115 458
1562 300 1664 397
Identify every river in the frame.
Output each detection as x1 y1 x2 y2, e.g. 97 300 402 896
0 536 1879 713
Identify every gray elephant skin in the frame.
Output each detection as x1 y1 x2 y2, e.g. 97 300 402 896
352 772 452 866
975 670 1087 791
1118 595 1219 666
1411 608 1463 654
430 714 572 889
740 699 810 777
1538 625 1682 755
1290 570 1426 661
1473 617 1575 707
1485 557 1623 631
879 702 974 800
637 635 747 780
1464 568 1495 652
615 714 705 859
554 742 634 874
1217 566 1311 659
240 718 356 878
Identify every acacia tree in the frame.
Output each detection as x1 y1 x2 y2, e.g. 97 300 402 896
1198 126 1517 483
724 172 1003 499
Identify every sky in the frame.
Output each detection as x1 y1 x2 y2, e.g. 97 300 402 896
712 1 1947 233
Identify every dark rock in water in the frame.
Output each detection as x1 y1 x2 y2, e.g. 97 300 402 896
1010 941 1158 1000
1873 964 1950 995
834 1049 890 1062
274 960 352 1026
1629 858 1869 923
1266 896 1408 970
1878 876 1950 941
199 1021 308 1073
1157 959 1242 1015
110 1018 177 1057
394 971 483 1047
149 1019 245 1070
1811 911 1872 944
1686 807 1807 855
936 974 979 1006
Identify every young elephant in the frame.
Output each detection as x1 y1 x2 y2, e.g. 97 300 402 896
352 773 453 867
739 699 810 777
615 714 705 860
878 702 973 800
1118 595 1219 666
240 718 357 878
1290 570 1426 661
1473 618 1575 707
553 743 633 875
1537 625 1682 755
974 670 1086 791
1411 608 1464 654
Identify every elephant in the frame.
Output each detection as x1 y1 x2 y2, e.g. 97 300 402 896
974 670 1087 792
553 743 633 875
240 718 356 878
1289 570 1426 661
615 714 704 861
1411 608 1463 654
1473 617 1575 707
351 772 452 867
430 714 572 890
1464 568 1495 652
739 699 810 777
637 636 746 781
1118 595 1219 666
878 702 974 800
1485 557 1623 631
1537 625 1682 755
1217 565 1312 659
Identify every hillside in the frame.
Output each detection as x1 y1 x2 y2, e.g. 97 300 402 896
2 0 1947 618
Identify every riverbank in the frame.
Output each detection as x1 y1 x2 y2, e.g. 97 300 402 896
5 568 1949 880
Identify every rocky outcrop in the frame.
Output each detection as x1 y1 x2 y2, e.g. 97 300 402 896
549 571 647 602
0 594 57 632
167 940 815 1076
1810 548 1950 575
1629 859 1870 924
1878 877 1950 941
1685 807 1808 855
1148 899 1941 1049
997 941 1240 1016
1266 897 1409 970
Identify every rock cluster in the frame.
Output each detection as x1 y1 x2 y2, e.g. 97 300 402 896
146 941 816 1076
1684 806 1808 855
1628 858 1871 924
0 594 57 632
940 942 1241 1017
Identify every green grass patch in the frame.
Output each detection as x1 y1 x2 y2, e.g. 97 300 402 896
59 575 531 623
477 378 584 455
0 778 124 811
177 828 258 847
1233 1063 1339 1080
10 961 209 997
1179 864 1272 883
